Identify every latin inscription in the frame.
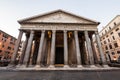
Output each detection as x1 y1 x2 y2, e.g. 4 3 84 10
21 24 97 31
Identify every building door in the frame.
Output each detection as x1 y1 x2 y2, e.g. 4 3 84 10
55 47 64 65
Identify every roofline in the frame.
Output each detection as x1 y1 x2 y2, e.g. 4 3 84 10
21 22 99 25
60 10 100 24
99 22 120 38
99 15 120 33
18 9 61 23
0 29 17 39
19 22 99 25
18 9 100 24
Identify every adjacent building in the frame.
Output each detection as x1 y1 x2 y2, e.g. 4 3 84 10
97 15 120 62
0 30 24 66
0 30 17 61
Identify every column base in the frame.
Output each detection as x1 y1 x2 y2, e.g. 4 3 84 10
90 65 96 68
77 65 83 68
64 65 69 68
7 63 16 68
28 65 34 67
35 65 41 68
48 65 55 68
20 64 27 68
16 64 21 68
103 65 109 68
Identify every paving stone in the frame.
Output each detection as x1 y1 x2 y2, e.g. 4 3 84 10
0 69 120 80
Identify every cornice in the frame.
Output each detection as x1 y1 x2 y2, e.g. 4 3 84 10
100 22 120 38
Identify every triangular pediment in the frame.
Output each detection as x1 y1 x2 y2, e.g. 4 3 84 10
18 10 99 24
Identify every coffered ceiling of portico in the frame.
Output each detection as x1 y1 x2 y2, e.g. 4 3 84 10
18 10 99 24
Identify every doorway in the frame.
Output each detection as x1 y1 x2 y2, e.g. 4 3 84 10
55 47 64 65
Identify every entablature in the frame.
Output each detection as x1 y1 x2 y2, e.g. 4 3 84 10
20 23 98 31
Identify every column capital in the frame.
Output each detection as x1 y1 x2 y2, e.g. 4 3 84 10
64 30 67 33
18 29 23 32
25 33 29 38
30 30 34 34
84 30 88 32
95 31 99 34
41 30 45 33
74 30 78 33
89 34 93 40
52 30 56 33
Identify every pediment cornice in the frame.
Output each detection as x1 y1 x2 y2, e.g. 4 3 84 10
18 9 100 25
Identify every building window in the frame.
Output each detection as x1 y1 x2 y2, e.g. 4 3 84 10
103 37 105 39
109 44 112 49
112 36 115 40
116 28 119 31
105 46 108 50
108 39 110 42
111 52 115 55
105 30 107 33
106 35 108 37
117 51 120 54
10 38 15 42
2 38 6 42
4 39 6 42
0 50 2 53
118 33 120 37
114 43 118 48
102 33 103 35
109 26 111 30
114 22 116 26
3 34 8 39
104 41 106 44
110 32 113 34
2 45 4 48
8 46 11 50
5 51 10 54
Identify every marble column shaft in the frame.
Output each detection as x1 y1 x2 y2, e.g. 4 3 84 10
10 30 23 65
84 31 94 65
64 30 68 65
74 31 82 65
23 31 34 66
19 33 29 65
95 31 107 64
90 35 99 64
47 40 51 65
50 30 56 66
36 30 45 66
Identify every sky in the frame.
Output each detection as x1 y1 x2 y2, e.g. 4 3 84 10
0 0 120 38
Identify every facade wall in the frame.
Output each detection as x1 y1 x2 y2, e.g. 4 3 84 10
0 30 17 60
98 15 120 62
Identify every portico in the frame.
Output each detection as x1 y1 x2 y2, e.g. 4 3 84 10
9 10 108 68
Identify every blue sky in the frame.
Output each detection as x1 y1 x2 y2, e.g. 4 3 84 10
0 0 120 38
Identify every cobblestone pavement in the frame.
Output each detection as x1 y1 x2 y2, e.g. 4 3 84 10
0 70 120 80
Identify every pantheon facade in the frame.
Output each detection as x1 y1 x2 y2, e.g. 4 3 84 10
9 10 108 68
